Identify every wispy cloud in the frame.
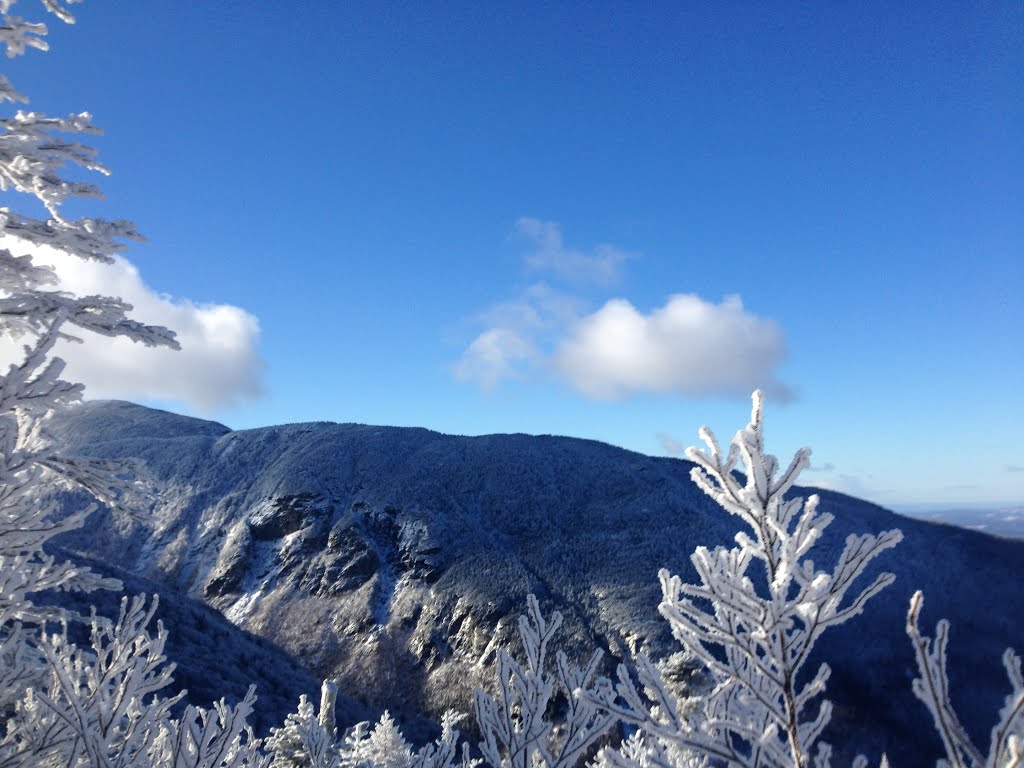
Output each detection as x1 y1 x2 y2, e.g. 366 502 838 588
657 432 685 457
1006 464 1024 473
454 328 538 390
807 461 837 473
455 282 582 390
0 239 264 413
516 218 634 285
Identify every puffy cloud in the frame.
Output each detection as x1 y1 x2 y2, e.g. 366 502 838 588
0 240 264 412
555 294 792 401
516 218 633 285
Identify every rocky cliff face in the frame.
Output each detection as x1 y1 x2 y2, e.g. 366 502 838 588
46 400 1024 766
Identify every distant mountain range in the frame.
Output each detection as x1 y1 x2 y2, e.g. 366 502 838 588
44 401 1024 767
898 505 1024 540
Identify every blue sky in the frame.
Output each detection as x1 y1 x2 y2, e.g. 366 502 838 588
4 1 1021 507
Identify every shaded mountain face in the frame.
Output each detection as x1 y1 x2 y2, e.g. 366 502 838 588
47 401 1024 766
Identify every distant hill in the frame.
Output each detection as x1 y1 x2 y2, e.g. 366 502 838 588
45 400 1024 767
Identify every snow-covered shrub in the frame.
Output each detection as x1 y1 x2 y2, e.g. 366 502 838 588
266 680 475 768
0 594 267 767
589 391 903 768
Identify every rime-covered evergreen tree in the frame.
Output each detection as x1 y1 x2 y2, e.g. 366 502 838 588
0 0 177 617
265 682 344 768
0 4 268 766
0 0 177 725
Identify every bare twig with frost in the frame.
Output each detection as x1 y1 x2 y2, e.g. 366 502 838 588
907 591 1023 768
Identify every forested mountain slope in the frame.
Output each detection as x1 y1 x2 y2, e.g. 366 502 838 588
47 401 1024 766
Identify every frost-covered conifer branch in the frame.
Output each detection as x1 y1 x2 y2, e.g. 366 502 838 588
592 392 902 768
0 15 49 59
0 7 272 767
30 595 180 766
406 711 479 768
0 324 123 648
588 654 720 767
907 591 1024 768
474 594 614 768
0 0 176 351
0 0 175 526
0 595 175 766
0 1 77 60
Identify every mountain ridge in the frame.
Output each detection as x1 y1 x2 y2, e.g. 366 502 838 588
45 400 1024 767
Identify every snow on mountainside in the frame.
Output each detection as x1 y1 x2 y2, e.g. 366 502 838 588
46 400 1024 767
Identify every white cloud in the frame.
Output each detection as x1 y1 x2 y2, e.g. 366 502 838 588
516 218 633 285
0 240 264 412
456 222 793 402
555 294 792 401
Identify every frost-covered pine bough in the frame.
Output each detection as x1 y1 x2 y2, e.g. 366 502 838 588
0 0 177 619
589 391 904 768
